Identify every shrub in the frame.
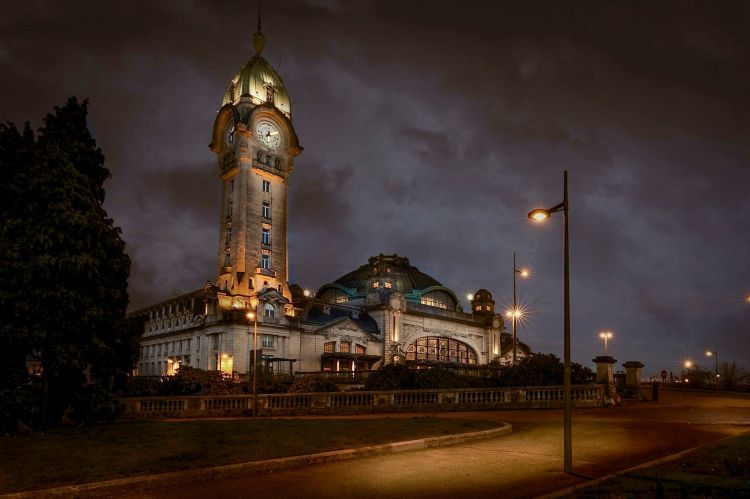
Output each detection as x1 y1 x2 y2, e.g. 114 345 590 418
286 375 339 393
364 364 416 390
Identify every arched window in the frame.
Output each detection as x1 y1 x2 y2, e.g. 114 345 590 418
405 336 477 365
319 288 349 304
264 303 275 318
420 291 453 310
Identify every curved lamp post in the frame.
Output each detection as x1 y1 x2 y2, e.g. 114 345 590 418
528 170 572 474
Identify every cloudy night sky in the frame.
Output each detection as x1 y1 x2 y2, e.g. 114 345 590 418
2 1 749 376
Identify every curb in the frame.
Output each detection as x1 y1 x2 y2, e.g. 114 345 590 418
535 431 747 499
2 423 512 498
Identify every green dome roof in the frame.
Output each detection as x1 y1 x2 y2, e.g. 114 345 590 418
333 254 443 295
221 38 291 118
316 254 462 311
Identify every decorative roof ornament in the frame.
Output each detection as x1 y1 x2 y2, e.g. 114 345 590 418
253 0 265 54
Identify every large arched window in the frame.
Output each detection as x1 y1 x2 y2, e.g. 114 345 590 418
405 336 477 365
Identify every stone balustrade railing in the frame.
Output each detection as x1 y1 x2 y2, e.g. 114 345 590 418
123 384 605 418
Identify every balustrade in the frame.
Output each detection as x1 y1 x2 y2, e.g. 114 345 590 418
126 385 605 417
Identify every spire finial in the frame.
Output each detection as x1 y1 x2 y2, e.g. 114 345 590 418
252 0 265 54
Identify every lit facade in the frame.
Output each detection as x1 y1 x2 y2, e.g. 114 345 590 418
131 29 530 377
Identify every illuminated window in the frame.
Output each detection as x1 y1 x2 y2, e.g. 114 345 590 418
324 341 335 353
264 303 275 318
405 336 477 365
340 341 351 353
261 254 270 269
261 335 274 348
262 228 270 245
320 289 349 304
372 281 380 288
262 180 270 192
384 281 392 289
355 344 366 355
420 291 451 310
262 202 270 218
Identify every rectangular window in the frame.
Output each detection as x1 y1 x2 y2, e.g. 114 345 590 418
261 254 270 269
262 180 270 192
196 337 201 351
324 341 335 353
262 202 270 219
261 228 270 245
340 341 351 353
355 344 366 355
261 335 274 348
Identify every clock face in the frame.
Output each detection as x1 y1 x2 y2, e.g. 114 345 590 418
255 120 281 150
225 120 235 147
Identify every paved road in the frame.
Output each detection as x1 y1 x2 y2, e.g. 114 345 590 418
102 391 750 499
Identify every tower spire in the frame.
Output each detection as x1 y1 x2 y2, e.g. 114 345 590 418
252 0 266 54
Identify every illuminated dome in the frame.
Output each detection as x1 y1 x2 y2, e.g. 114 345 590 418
221 31 291 118
317 254 462 311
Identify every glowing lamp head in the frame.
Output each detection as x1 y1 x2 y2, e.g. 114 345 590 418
528 209 550 221
246 311 255 320
684 360 693 368
506 309 522 319
466 293 474 301
705 351 713 357
599 331 613 339
520 269 530 278
303 289 311 297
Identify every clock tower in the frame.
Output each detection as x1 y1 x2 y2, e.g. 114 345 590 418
209 27 302 303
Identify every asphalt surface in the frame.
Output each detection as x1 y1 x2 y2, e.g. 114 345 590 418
97 390 750 499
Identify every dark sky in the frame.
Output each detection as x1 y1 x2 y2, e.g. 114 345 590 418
3 1 749 376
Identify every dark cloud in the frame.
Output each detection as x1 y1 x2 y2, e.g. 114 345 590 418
2 0 749 374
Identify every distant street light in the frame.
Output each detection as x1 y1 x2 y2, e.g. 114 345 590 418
528 170 572 474
511 252 530 364
706 350 718 392
599 331 613 354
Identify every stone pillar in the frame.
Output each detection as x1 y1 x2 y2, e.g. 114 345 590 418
593 356 618 406
623 361 644 399
592 356 616 385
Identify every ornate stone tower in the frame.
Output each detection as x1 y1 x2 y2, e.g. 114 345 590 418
209 27 302 303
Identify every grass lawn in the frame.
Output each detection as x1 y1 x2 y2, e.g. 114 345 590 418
0 417 499 493
573 431 750 498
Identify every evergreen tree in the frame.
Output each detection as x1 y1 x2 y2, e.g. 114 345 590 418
0 97 136 428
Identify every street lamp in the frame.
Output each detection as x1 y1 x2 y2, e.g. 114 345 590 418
247 296 259 417
528 170 572 474
705 350 718 392
599 331 613 354
511 252 530 364
683 359 693 383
